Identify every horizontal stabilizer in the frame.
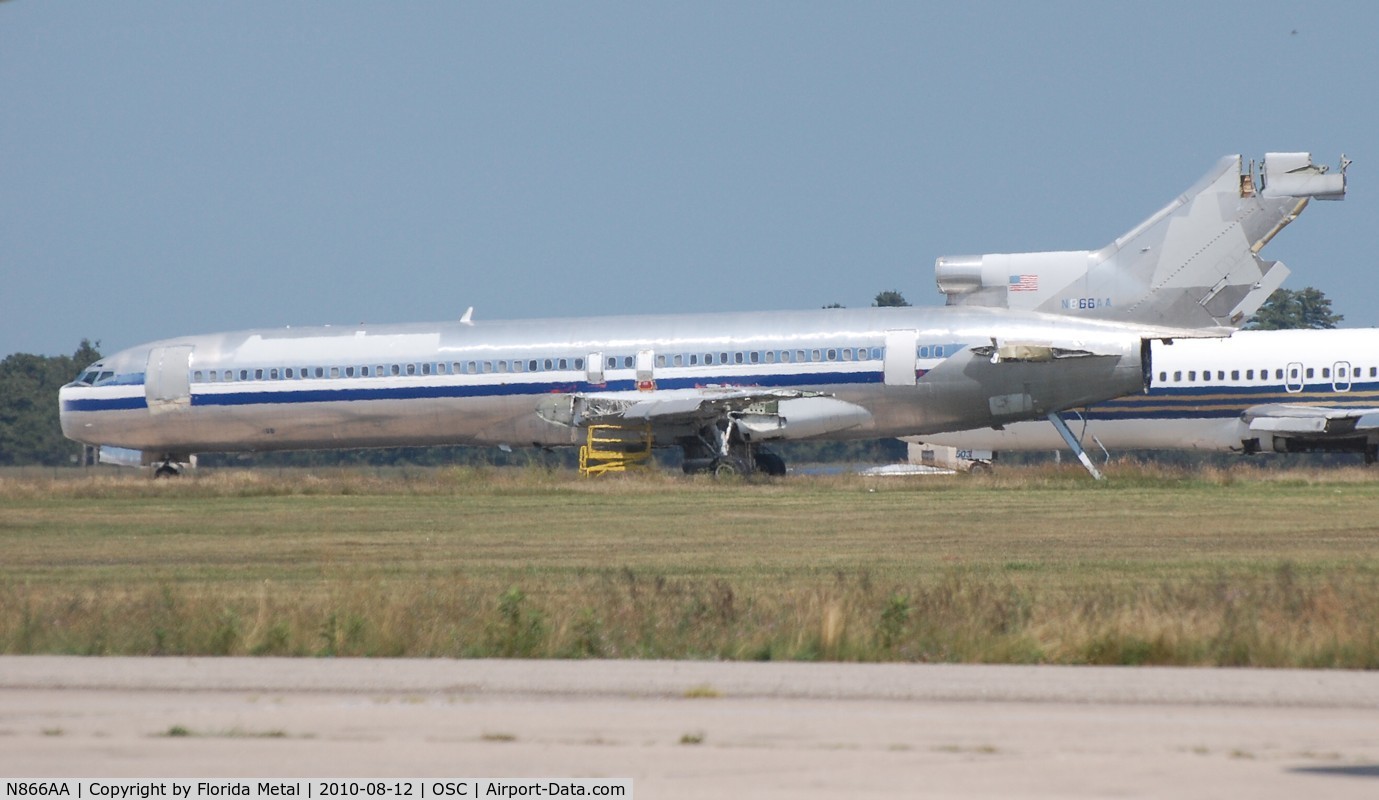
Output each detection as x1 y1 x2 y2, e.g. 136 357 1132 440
1260 152 1348 200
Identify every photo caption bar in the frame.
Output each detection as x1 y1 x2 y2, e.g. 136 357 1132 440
2 782 632 800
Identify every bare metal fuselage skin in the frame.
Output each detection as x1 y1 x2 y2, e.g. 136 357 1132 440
60 306 1148 459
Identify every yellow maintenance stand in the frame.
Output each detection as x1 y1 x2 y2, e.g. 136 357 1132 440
578 423 654 476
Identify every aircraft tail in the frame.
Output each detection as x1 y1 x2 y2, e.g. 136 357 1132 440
935 153 1348 329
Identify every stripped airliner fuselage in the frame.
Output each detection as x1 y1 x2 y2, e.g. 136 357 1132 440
60 306 1151 469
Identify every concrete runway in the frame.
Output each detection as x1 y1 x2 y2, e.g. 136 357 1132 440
3 657 1378 798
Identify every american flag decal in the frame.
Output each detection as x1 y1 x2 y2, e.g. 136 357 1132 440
1008 274 1038 292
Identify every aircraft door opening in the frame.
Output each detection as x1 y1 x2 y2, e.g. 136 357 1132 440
635 349 656 391
146 345 194 412
1333 361 1352 392
587 352 604 385
883 330 919 386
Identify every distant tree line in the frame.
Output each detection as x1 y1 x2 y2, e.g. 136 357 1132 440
0 339 102 466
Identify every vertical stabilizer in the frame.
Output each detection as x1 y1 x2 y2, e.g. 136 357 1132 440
936 153 1347 329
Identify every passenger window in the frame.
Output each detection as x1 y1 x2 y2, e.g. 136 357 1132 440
750 352 760 364
1276 369 1284 380
1322 367 1331 378
1173 371 1181 382
254 369 264 380
919 345 930 359
656 355 666 368
269 368 279 380
779 351 791 363
826 349 837 361
1231 370 1239 381
1306 368 1314 379
558 358 569 370
606 357 616 369
811 349 821 361
1246 370 1253 380
1188 371 1196 381
673 354 683 367
346 367 356 378
1158 371 1166 382
193 371 204 382
764 351 775 364
239 370 249 381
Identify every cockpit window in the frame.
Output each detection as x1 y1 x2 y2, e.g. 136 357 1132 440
72 369 116 386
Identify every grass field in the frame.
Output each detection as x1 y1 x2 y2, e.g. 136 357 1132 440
2 464 1378 666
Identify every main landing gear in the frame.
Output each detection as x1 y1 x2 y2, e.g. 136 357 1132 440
679 419 788 477
152 454 189 478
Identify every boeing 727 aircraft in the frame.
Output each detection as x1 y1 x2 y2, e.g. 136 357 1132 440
917 328 1379 465
59 153 1347 477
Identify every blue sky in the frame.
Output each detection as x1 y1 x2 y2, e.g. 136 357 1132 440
3 1 1374 358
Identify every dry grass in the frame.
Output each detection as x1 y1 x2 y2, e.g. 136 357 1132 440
2 463 1378 665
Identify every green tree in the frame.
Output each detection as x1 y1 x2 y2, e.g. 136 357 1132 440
1246 287 1343 330
0 339 102 466
873 290 910 307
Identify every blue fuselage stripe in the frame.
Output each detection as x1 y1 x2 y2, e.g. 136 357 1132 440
62 370 892 413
